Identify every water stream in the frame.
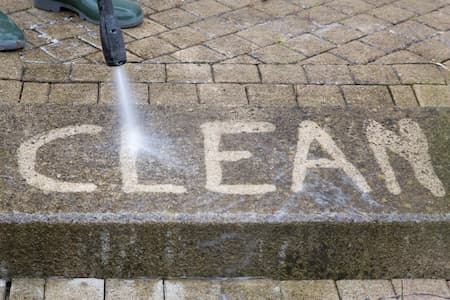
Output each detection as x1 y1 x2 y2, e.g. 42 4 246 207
112 66 180 169
113 66 143 151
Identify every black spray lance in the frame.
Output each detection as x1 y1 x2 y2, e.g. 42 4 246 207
98 0 127 66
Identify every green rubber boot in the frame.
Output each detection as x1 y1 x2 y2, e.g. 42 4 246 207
33 0 144 28
0 11 25 51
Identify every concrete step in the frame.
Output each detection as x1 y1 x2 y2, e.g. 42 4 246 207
0 104 448 278
2 277 450 300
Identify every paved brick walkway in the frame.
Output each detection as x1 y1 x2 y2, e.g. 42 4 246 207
0 0 449 286
1 278 450 299
0 0 449 107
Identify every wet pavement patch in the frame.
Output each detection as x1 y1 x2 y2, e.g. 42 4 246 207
0 105 448 278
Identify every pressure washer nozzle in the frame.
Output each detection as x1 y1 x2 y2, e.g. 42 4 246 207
98 0 127 67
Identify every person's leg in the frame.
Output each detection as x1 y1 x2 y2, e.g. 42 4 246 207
0 11 25 51
33 0 144 28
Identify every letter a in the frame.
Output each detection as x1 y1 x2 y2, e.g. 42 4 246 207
292 121 371 193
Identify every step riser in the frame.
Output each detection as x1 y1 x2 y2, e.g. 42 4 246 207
1 222 449 279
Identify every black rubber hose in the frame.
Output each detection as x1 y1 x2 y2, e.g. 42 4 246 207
98 0 127 66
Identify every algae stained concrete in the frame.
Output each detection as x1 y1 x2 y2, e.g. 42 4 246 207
0 105 448 279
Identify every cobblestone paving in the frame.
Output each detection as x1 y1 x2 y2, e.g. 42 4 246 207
1 278 450 299
0 0 449 107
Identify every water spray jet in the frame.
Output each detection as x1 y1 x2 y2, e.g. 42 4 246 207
97 0 157 161
97 0 147 155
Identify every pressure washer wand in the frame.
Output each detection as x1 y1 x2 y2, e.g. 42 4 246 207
98 0 127 66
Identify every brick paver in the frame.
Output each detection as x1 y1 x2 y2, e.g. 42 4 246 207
392 279 450 299
414 84 450 107
45 278 104 300
342 85 393 107
247 83 296 105
296 84 345 106
49 83 99 104
281 280 339 300
105 279 163 300
0 0 448 108
221 279 281 299
165 279 221 300
100 82 149 104
198 83 247 105
389 85 419 107
167 63 213 83
336 279 395 300
9 278 45 300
